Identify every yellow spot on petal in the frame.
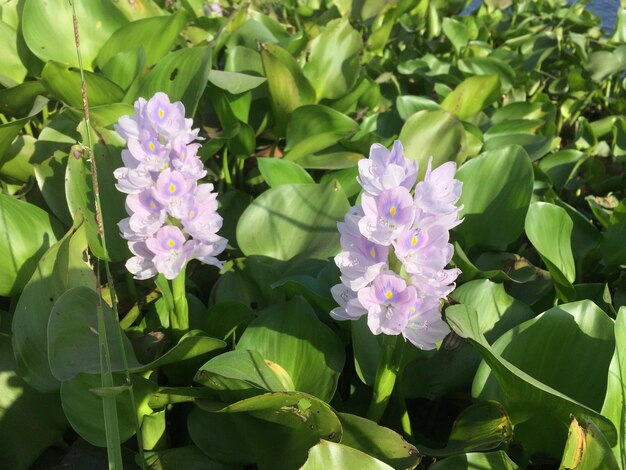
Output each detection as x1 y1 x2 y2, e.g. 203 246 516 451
411 307 416 314
385 290 393 300
159 108 164 119
180 152 185 160
168 183 176 193
167 239 175 248
389 206 397 217
150 201 156 209
370 248 376 258
149 142 155 152
189 210 196 219
411 235 417 246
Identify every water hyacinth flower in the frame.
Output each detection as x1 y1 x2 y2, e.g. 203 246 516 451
115 92 226 280
332 140 462 350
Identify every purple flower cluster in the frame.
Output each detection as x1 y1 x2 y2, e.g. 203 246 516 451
331 141 462 349
114 92 226 280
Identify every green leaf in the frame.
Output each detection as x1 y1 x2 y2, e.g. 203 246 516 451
587 46 626 83
0 194 60 297
22 0 127 70
441 75 501 120
560 417 619 470
454 146 534 250
448 301 616 455
260 43 315 135
236 297 345 402
189 391 342 469
442 17 470 53
302 19 362 100
458 57 516 91
601 306 626 467
47 286 141 381
0 81 47 117
525 202 576 301
399 109 467 179
60 372 156 447
301 440 393 469
0 334 68 470
601 201 626 271
95 10 188 69
65 124 128 262
402 279 534 400
137 46 212 117
284 104 360 165
418 401 513 457
195 349 293 401
429 451 518 470
208 70 267 94
338 412 421 468
236 182 350 260
42 61 125 108
0 20 27 87
257 157 315 187
34 151 73 226
12 219 95 392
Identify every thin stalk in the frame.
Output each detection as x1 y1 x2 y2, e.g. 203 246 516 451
367 334 405 423
70 2 146 468
221 147 232 188
171 265 189 339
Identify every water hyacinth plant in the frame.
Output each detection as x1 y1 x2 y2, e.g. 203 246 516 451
3 0 626 468
332 141 462 421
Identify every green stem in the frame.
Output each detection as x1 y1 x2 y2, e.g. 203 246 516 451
171 265 189 339
367 334 405 423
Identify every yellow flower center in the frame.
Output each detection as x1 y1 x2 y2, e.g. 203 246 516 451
149 200 156 209
385 290 393 300
167 239 175 248
168 183 176 193
411 235 417 246
189 210 196 219
148 142 155 152
159 108 164 119
389 206 397 217
370 248 376 258
180 151 185 160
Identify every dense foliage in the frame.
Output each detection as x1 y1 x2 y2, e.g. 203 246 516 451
1 0 626 468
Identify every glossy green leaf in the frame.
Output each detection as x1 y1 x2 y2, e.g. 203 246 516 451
22 0 127 70
0 81 47 117
190 391 342 469
284 104 359 165
0 134 36 182
418 401 513 457
195 349 293 401
525 202 576 300
260 43 315 134
338 413 420 468
0 20 27 87
601 306 626 467
0 194 60 297
447 304 616 445
60 372 156 447
403 279 534 400
65 124 128 262
601 201 626 271
208 70 266 94
42 61 124 108
95 10 188 69
12 220 94 392
137 46 212 117
442 17 470 52
34 151 73 226
236 297 345 402
587 46 626 83
441 75 500 120
301 440 393 469
429 451 518 470
458 56 516 91
302 19 362 100
47 286 141 381
399 109 467 178
236 182 350 260
0 117 30 169
0 333 67 470
257 157 314 187
454 145 533 250
560 417 619 470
